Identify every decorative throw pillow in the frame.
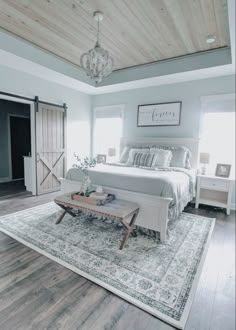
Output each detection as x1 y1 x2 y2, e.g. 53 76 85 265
120 146 130 163
121 144 191 168
131 152 156 168
153 145 191 169
126 148 150 165
150 148 172 167
170 148 189 168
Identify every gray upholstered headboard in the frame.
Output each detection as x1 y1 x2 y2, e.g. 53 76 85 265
120 137 200 169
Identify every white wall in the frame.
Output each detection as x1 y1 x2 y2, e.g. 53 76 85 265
0 65 92 170
92 74 236 208
92 75 235 139
1 65 235 208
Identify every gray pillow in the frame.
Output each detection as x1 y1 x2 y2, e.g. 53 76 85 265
151 145 191 168
170 148 190 168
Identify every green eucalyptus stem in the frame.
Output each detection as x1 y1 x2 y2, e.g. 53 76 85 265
72 153 97 174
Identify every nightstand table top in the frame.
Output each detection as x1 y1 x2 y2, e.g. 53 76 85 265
197 174 234 181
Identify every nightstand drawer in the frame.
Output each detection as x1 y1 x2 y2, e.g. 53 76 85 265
200 178 229 191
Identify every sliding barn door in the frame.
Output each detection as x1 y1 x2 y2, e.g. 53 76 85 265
36 102 66 195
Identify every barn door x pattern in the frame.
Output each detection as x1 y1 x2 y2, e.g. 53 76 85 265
36 102 66 195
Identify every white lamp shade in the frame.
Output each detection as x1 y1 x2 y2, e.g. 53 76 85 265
108 148 116 157
200 152 210 164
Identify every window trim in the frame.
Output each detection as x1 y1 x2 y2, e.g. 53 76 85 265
92 104 125 157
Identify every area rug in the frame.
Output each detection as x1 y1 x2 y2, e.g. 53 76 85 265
0 202 215 329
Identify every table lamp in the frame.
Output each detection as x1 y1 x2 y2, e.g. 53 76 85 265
200 152 210 175
108 148 116 157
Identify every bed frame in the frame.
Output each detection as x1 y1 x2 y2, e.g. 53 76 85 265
60 137 199 242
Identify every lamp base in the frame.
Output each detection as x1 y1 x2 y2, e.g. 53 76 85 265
201 165 207 175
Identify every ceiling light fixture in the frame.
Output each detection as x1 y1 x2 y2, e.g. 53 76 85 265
80 11 114 83
206 35 216 44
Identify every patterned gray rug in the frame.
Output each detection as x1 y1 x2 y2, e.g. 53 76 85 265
0 203 215 329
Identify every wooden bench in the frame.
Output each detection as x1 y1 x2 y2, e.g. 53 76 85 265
54 194 140 250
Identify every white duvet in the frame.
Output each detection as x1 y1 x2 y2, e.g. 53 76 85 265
66 164 196 220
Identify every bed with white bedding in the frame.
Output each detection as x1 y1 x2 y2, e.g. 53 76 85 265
66 164 196 221
60 137 199 242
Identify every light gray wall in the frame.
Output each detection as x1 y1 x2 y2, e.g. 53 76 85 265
0 65 92 176
0 31 93 86
92 75 235 139
0 100 30 179
92 74 236 208
98 48 232 86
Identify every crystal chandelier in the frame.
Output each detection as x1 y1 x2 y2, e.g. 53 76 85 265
80 11 114 83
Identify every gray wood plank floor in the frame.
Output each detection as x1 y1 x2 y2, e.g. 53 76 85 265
0 180 26 199
0 192 235 330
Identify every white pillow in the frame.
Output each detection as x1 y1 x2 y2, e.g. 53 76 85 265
126 148 150 166
150 148 172 167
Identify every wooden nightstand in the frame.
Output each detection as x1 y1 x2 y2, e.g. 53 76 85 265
195 175 233 215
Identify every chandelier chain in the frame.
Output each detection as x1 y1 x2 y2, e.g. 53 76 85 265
97 19 100 45
80 11 114 83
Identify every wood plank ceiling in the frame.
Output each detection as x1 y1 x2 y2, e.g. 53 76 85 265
0 0 230 70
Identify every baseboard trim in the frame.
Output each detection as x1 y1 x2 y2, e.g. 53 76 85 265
0 177 11 183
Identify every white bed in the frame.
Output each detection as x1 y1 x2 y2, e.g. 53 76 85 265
60 137 199 242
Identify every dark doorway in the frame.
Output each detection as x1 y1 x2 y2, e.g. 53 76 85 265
10 116 31 180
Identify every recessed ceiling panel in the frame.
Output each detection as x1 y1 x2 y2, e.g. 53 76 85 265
0 0 230 70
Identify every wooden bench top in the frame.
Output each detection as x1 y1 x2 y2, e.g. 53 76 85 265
54 194 139 221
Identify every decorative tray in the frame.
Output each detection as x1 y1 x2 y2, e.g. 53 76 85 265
71 192 115 206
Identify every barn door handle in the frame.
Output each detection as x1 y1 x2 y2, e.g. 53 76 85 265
36 153 40 162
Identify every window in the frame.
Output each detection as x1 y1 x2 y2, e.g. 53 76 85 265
93 105 124 162
200 111 235 176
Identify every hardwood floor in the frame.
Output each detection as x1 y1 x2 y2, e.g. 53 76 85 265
0 180 26 199
0 193 235 330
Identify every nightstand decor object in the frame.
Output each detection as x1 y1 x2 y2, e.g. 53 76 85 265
97 154 107 164
195 174 233 215
199 152 210 175
215 163 231 178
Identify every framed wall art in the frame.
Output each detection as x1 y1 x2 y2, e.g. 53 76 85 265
215 163 231 178
137 101 182 127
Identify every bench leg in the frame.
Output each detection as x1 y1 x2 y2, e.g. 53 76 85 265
119 211 139 250
120 229 132 250
55 210 67 224
55 203 78 224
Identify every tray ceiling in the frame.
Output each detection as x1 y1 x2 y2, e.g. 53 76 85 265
0 0 230 71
